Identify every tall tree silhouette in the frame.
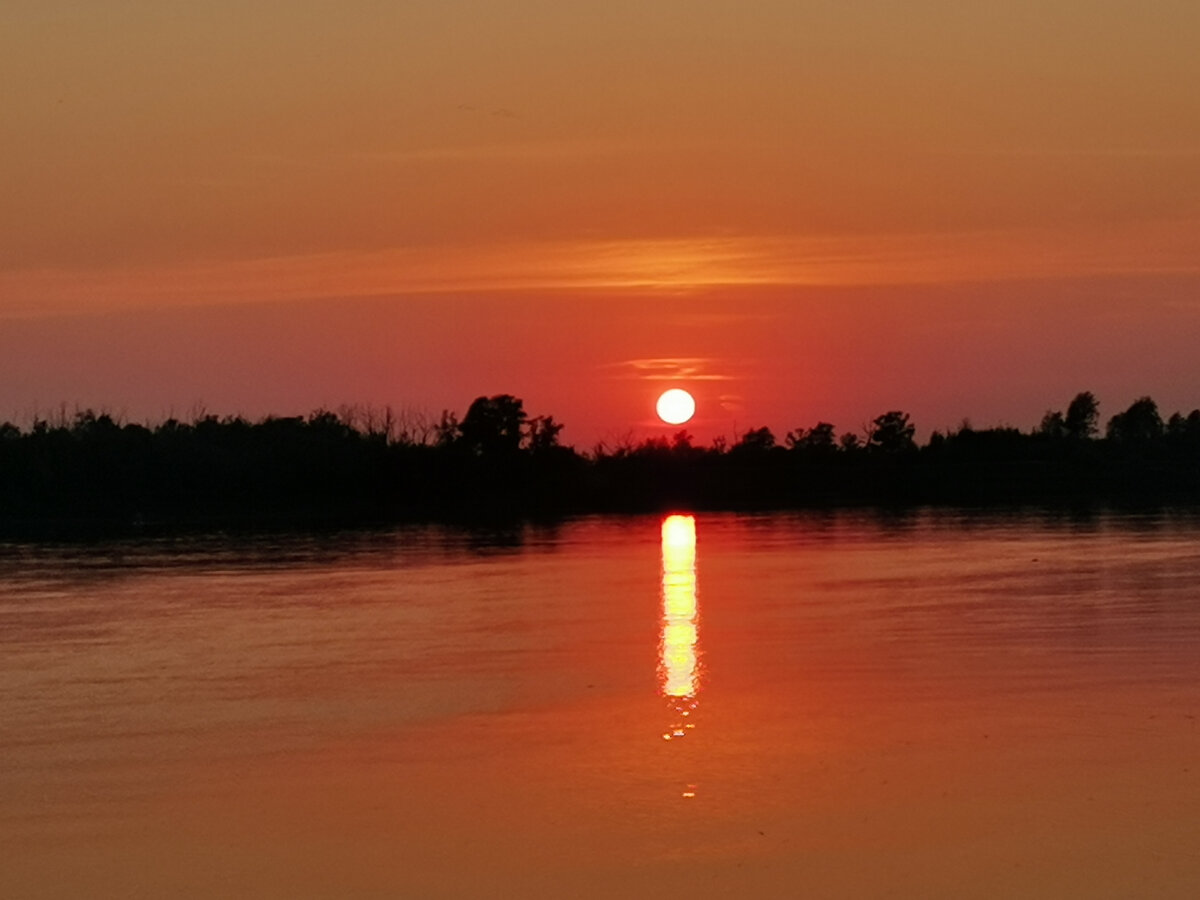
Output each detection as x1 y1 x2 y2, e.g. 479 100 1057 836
458 394 527 456
1065 391 1099 440
525 415 564 454
1107 397 1163 443
868 411 916 454
1038 410 1068 438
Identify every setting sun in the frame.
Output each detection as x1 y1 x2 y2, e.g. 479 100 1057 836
656 389 695 425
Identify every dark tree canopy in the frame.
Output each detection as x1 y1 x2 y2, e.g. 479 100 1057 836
525 415 564 454
670 430 694 452
1038 410 1068 439
458 394 527 456
1168 410 1200 439
732 426 777 454
787 422 837 456
1107 396 1163 443
1065 391 1099 440
868 411 916 454
435 410 459 448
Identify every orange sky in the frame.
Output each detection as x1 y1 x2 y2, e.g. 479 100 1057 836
2 1 1199 445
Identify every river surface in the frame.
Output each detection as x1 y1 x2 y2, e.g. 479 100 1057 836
2 509 1199 898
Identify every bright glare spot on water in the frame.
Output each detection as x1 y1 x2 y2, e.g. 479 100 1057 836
660 514 699 702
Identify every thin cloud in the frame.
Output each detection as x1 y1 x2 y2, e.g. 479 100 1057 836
6 221 1200 320
351 137 640 165
605 358 738 382
717 394 745 414
934 145 1200 159
456 103 521 119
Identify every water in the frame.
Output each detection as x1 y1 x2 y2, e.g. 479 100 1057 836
2 510 1199 898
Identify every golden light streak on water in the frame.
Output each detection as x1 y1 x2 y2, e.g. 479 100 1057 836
659 514 699 750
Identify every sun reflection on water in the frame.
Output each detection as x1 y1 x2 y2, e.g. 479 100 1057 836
659 514 699 751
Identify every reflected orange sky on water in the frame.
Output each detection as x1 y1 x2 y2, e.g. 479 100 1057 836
5 512 1200 898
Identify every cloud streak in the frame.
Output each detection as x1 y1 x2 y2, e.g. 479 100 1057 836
4 220 1200 319
605 358 738 382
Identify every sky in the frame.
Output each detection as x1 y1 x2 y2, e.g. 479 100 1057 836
2 0 1199 447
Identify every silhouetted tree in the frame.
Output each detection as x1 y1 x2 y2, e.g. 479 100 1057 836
435 410 460 448
1065 391 1099 440
732 426 776 454
670 430 694 452
629 435 671 458
786 422 837 457
927 430 946 452
458 394 527 456
1166 410 1200 454
1107 396 1163 443
1038 410 1068 439
1166 410 1200 442
525 415 564 454
941 425 1032 462
72 409 123 438
868 411 916 454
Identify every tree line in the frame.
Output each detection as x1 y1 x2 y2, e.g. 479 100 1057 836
3 391 1200 531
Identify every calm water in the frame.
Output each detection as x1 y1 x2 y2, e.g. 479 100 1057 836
2 510 1199 898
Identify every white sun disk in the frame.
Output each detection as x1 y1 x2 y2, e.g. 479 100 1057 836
656 389 696 425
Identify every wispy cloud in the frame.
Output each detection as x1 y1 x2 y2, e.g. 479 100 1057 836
5 220 1200 319
604 358 738 382
349 137 640 165
455 103 520 119
717 394 745 414
934 145 1200 160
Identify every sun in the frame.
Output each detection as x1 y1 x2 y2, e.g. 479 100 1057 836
656 388 696 425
